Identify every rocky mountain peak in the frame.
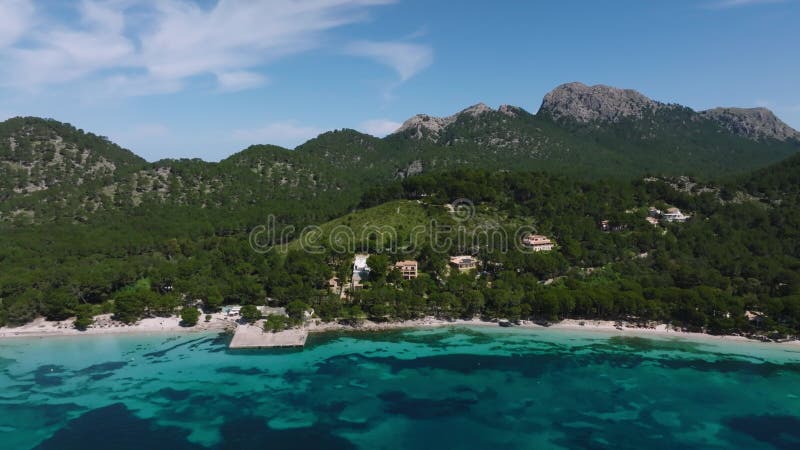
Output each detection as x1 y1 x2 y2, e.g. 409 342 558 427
395 114 457 140
458 103 494 117
498 104 522 117
699 107 800 141
395 103 497 140
538 82 661 123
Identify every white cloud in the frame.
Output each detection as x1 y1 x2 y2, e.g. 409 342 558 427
346 40 433 81
0 0 34 48
232 121 323 148
359 118 402 136
216 71 269 92
705 0 785 9
0 0 410 94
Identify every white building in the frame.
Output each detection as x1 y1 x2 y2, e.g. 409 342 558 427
351 254 371 290
522 234 554 252
662 207 688 223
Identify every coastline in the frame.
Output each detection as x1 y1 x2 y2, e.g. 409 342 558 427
2 314 798 348
308 317 800 347
0 313 235 339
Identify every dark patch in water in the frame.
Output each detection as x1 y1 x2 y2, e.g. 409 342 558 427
187 337 219 351
205 333 233 352
0 402 84 435
33 365 66 387
322 353 568 377
142 336 208 358
725 414 800 449
217 416 356 450
378 390 478 419
216 366 269 376
154 388 193 401
283 369 303 383
657 358 800 376
549 411 689 450
36 403 203 450
89 373 114 381
76 361 127 376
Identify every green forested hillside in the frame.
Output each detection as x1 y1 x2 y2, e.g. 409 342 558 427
0 97 799 337
1 156 799 337
2 102 798 225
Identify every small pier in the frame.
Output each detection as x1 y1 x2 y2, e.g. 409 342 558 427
229 323 308 349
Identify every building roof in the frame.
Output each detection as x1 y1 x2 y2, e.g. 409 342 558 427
523 234 552 245
354 254 370 271
395 260 418 267
450 255 476 264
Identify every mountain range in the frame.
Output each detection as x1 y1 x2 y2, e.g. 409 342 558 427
2 82 799 225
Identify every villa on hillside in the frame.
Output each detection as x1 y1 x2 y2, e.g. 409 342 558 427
394 260 419 279
351 254 370 290
646 216 660 226
521 234 555 252
648 206 689 223
662 207 689 223
450 255 478 272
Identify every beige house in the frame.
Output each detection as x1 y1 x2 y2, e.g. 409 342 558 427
522 234 554 252
394 260 419 279
449 255 478 272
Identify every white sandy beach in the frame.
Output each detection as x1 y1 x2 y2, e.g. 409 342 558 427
307 316 800 346
2 313 798 347
0 313 235 339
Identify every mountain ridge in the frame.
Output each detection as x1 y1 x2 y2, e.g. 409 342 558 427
394 82 799 143
2 82 800 224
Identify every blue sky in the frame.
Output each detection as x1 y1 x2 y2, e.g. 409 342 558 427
1 0 798 161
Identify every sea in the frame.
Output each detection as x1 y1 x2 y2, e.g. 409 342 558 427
1 326 799 449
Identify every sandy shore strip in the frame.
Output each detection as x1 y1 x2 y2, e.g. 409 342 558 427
2 314 798 347
307 317 800 347
0 313 235 339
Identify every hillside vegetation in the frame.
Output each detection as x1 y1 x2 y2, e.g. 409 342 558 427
3 83 799 225
1 82 799 337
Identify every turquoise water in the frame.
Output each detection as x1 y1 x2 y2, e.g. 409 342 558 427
1 327 800 449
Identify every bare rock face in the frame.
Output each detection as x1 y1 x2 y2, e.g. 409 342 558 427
700 107 800 141
395 114 456 140
394 82 800 144
498 104 522 117
459 102 493 117
538 82 661 123
395 159 424 178
395 103 496 140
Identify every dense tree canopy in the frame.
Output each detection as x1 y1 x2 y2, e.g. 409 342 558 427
1 156 799 339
